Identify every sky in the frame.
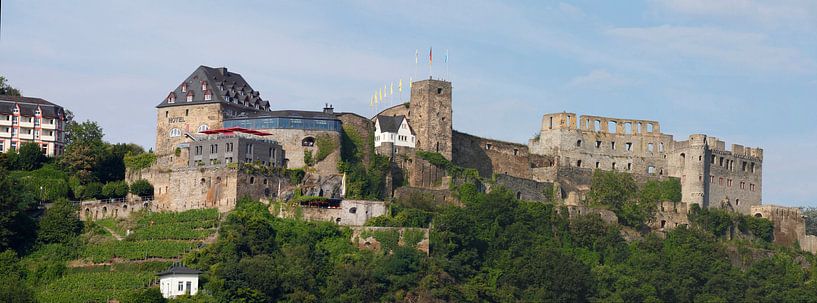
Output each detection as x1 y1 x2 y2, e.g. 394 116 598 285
1 0 816 206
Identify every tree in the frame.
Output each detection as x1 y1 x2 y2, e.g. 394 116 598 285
60 121 105 183
131 287 166 303
130 179 154 197
0 251 35 303
0 167 37 252
16 142 46 170
0 76 21 96
37 198 82 245
102 181 129 199
587 170 654 227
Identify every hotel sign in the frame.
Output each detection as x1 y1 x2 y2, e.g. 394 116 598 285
169 117 185 123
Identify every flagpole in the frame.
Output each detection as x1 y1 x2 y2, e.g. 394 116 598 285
429 47 433 79
445 49 449 81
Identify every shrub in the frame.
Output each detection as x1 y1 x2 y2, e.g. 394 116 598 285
82 182 103 200
123 152 156 171
286 169 305 185
129 179 153 197
315 134 338 162
304 150 314 166
102 181 129 198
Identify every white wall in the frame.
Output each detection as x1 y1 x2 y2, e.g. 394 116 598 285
374 118 415 148
159 274 199 298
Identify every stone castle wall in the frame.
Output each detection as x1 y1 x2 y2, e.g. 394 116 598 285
278 200 387 226
409 79 452 160
256 128 340 173
452 131 555 181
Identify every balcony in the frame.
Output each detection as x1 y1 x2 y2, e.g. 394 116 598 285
0 120 10 126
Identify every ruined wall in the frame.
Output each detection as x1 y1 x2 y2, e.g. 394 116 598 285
130 165 291 213
452 131 555 181
79 200 154 220
751 205 807 249
156 104 223 156
557 205 618 225
491 174 554 202
409 79 452 160
350 226 430 254
278 200 387 226
530 112 673 177
256 128 340 174
408 156 449 189
648 201 690 232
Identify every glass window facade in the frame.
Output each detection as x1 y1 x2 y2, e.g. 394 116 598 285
224 117 341 132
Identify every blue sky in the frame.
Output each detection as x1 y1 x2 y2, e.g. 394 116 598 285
1 0 816 206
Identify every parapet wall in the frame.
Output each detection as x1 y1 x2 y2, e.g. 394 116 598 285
350 226 430 255
278 200 387 226
79 199 154 220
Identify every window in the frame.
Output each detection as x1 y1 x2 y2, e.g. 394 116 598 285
181 83 188 93
0 142 3 152
750 184 756 192
727 179 733 187
302 137 315 146
612 162 617 170
513 148 519 156
201 81 208 91
485 143 492 150
195 146 203 155
576 140 582 147
625 142 632 151
34 108 41 115
595 141 602 148
627 163 632 170
211 144 218 153
178 282 184 291
186 281 192 294
10 142 16 150
718 177 724 186
719 157 724 166
186 92 193 102
169 128 182 137
647 143 654 152
742 161 747 172
740 182 746 190
576 160 582 167
198 124 209 132
647 166 656 174
610 142 616 150
12 107 19 114
246 143 253 154
204 91 212 101
659 143 664 152
34 130 39 139
12 116 17 125
595 161 600 168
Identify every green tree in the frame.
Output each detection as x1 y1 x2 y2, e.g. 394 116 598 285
60 120 105 183
0 76 22 96
130 179 154 197
16 142 46 170
102 181 129 198
37 198 82 245
0 168 37 252
587 170 654 227
0 251 35 303
131 287 166 303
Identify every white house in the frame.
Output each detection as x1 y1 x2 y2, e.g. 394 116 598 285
374 115 415 148
157 264 202 298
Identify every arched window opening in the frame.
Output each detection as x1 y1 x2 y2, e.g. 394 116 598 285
302 137 315 147
349 207 357 214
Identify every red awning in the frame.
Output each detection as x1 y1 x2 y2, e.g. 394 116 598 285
200 127 272 136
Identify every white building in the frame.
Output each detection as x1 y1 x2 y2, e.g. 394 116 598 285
374 115 415 149
157 265 202 298
0 95 67 157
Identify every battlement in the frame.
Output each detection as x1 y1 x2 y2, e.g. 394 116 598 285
706 136 763 160
540 112 663 136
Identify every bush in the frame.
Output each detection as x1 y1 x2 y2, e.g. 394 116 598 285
102 181 129 198
38 199 82 245
315 134 338 163
129 179 153 197
286 168 305 184
304 150 314 166
82 182 103 200
123 152 156 171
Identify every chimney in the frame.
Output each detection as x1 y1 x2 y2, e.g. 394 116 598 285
323 103 334 114
219 67 228 76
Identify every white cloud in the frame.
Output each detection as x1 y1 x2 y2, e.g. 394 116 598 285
607 25 817 73
568 69 636 89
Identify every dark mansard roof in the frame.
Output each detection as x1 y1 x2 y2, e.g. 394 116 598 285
156 65 271 112
376 115 414 134
0 95 65 118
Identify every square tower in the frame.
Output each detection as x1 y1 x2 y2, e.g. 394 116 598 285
409 79 453 160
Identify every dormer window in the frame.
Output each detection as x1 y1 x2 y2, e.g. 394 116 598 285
201 81 208 91
186 91 194 102
181 83 188 93
204 90 212 101
12 107 19 114
35 108 41 116
167 92 176 103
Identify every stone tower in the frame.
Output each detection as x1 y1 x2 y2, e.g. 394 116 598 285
673 134 711 208
409 78 453 160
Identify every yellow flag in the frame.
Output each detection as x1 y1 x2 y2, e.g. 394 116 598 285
409 77 413 89
383 84 387 97
390 82 394 95
370 94 374 107
399 79 403 93
378 88 382 103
